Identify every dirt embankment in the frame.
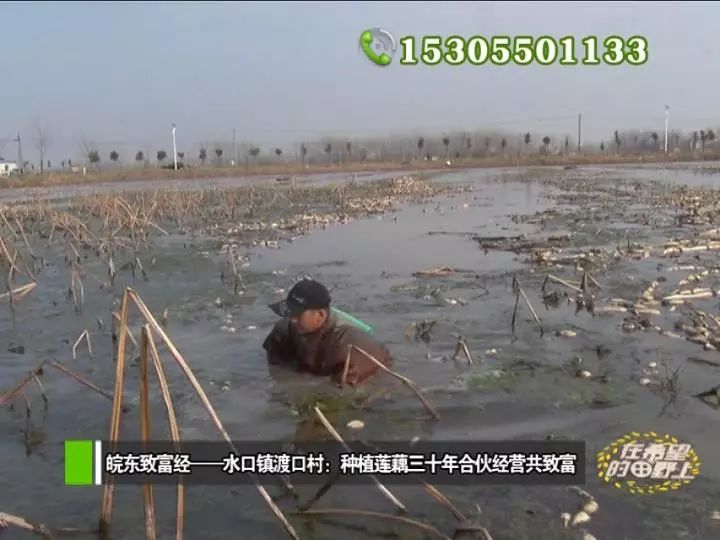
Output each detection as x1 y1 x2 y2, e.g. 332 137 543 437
4 150 720 189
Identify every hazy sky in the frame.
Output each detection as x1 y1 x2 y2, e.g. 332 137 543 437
2 1 719 163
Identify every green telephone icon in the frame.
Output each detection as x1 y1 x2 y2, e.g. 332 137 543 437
360 29 394 66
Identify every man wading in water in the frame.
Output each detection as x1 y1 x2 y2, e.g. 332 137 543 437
263 279 393 386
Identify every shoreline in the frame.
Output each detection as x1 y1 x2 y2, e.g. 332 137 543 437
4 151 720 191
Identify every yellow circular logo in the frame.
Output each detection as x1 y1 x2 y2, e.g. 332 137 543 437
596 431 700 494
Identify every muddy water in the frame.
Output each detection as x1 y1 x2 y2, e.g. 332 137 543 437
1 166 720 540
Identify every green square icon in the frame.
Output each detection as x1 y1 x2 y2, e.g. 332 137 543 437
65 440 93 486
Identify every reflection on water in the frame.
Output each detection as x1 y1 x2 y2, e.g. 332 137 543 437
249 181 545 280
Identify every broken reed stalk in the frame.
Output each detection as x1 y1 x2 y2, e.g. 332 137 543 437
340 346 352 387
0 511 52 538
32 375 48 409
451 337 473 365
229 248 241 295
459 339 473 365
0 363 45 407
145 328 184 540
108 257 117 287
0 210 18 239
511 287 520 335
139 327 157 540
0 234 15 266
148 221 169 236
112 312 139 351
1 361 112 413
544 273 583 293
312 406 407 513
292 508 452 540
5 260 16 314
73 264 85 310
21 389 32 418
125 288 300 540
350 344 441 421
512 277 544 336
72 329 93 359
99 288 130 537
421 482 466 522
135 256 147 280
0 282 37 302
69 265 80 312
586 272 602 289
298 467 346 512
48 362 113 402
19 254 37 282
14 218 36 260
67 241 80 263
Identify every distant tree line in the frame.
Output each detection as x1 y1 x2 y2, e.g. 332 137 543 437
20 124 720 173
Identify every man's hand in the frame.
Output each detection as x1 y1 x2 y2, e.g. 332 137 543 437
331 362 362 387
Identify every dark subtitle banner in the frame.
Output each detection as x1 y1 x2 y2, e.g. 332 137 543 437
97 440 586 486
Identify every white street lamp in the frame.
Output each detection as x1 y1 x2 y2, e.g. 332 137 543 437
664 106 670 154
172 123 178 170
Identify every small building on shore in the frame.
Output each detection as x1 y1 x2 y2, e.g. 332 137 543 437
0 157 19 176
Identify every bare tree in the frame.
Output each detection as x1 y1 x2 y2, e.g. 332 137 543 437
249 147 260 166
325 143 332 163
465 135 472 158
80 136 99 168
501 138 507 154
215 148 223 166
417 137 424 159
346 141 352 160
157 150 167 163
651 132 658 151
524 133 531 153
275 148 282 160
564 136 569 154
614 130 622 154
542 136 551 154
442 136 450 158
135 151 144 165
700 130 707 152
300 143 307 166
199 148 207 165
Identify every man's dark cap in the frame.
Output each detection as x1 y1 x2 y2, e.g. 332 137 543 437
268 279 331 317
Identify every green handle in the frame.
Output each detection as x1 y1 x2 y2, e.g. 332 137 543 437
331 307 375 334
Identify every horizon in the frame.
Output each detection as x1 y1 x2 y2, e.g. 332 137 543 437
2 1 719 166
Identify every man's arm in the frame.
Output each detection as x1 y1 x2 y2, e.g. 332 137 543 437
326 329 392 386
262 320 296 365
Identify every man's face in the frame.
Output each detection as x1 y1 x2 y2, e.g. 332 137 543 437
291 309 327 334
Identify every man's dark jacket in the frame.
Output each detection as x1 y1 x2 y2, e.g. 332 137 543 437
262 314 393 385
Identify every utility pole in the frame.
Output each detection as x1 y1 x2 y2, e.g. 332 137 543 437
233 128 237 167
172 123 177 170
577 113 582 153
14 133 23 174
664 105 670 154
